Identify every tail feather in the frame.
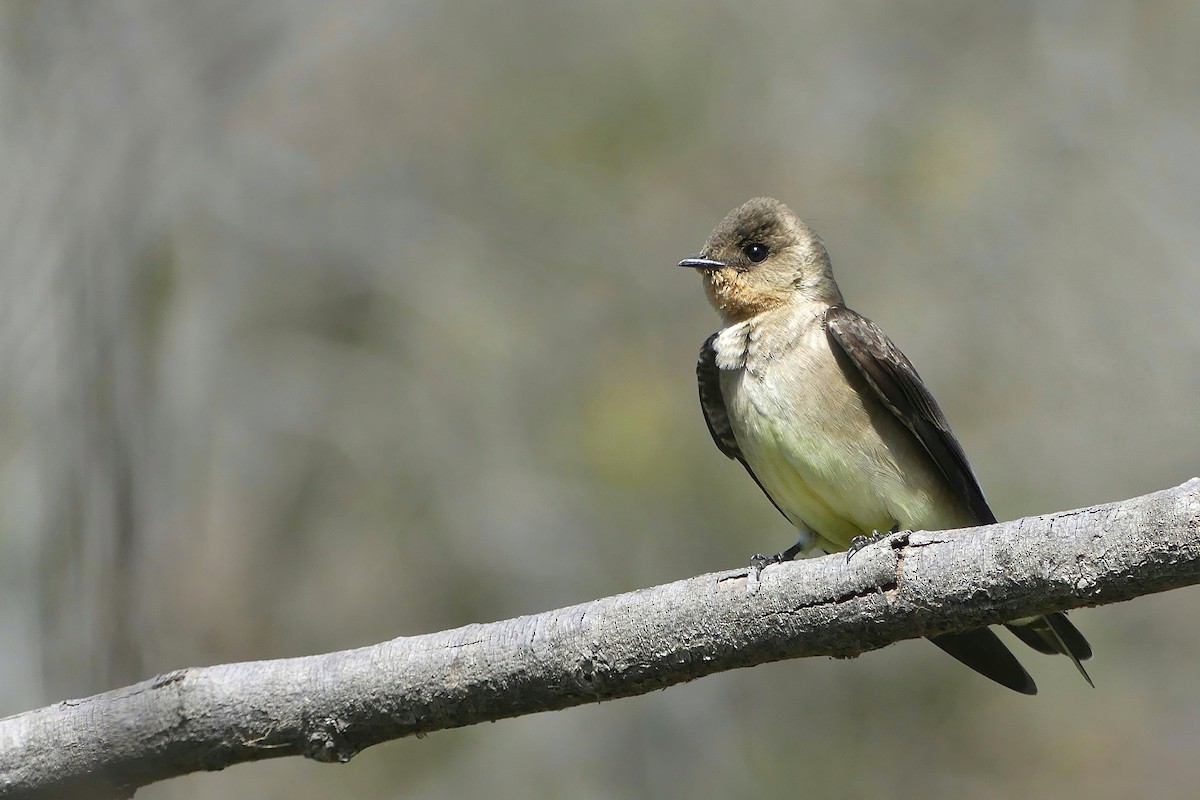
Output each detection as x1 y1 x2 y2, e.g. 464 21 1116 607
1007 621 1059 655
1005 613 1094 687
928 629 1038 695
1047 613 1093 661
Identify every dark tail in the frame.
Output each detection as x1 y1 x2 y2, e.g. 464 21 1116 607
928 629 1038 695
1005 613 1094 687
929 613 1093 694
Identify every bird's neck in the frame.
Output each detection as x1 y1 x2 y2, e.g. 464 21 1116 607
704 273 791 324
707 279 841 326
704 268 843 325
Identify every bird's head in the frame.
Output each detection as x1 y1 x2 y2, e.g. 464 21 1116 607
679 197 841 323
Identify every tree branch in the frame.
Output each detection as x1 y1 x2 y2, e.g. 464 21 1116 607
3 479 1199 799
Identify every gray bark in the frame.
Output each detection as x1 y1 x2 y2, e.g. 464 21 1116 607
3 479 1198 799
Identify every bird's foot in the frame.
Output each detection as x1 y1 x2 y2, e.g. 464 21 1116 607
749 540 805 578
846 522 902 562
749 551 786 575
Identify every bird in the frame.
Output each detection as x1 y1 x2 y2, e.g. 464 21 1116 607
679 197 1092 694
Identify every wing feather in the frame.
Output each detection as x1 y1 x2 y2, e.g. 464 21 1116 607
697 333 789 522
823 305 995 524
825 305 1092 680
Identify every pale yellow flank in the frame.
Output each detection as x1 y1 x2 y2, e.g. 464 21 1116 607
714 304 974 554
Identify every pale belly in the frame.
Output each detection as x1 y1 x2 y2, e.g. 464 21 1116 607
719 335 974 554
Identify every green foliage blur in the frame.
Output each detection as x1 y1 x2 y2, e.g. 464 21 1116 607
1 2 1198 798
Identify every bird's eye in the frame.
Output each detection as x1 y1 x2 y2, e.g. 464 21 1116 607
743 243 769 263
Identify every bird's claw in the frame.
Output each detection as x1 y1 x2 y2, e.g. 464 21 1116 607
749 540 805 579
749 551 785 578
846 523 902 562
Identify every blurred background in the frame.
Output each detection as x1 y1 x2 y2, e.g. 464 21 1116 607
1 2 1198 798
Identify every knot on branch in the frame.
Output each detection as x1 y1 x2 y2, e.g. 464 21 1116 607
301 716 358 763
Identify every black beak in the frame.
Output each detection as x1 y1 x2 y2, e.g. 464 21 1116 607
678 257 726 270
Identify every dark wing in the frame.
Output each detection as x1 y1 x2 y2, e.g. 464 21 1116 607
824 305 995 525
826 306 1093 686
697 333 742 460
697 333 789 522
